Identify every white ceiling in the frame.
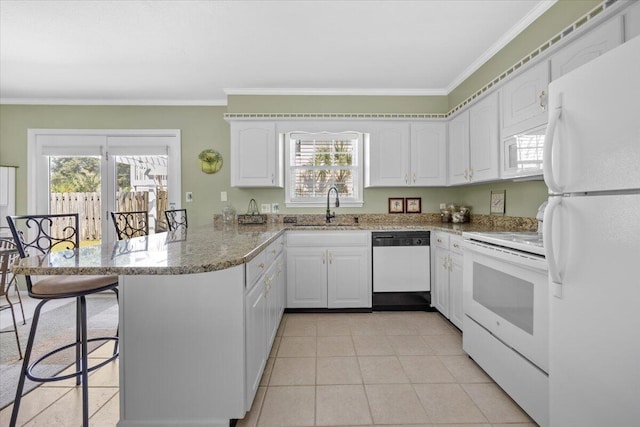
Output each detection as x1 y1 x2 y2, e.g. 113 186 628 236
0 0 556 105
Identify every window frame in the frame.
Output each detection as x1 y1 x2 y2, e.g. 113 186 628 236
284 130 364 208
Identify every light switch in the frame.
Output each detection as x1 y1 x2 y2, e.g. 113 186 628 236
261 203 271 213
186 192 193 203
220 191 227 202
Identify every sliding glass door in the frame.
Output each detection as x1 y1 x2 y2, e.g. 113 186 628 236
29 130 181 244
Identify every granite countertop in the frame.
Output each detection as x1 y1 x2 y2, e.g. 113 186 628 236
11 219 535 276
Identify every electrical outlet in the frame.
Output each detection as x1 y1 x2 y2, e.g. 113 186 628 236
261 203 271 213
220 191 227 202
185 192 193 203
271 203 280 213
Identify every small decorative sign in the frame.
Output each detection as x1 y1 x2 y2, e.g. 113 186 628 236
405 197 422 214
490 190 506 215
388 198 404 214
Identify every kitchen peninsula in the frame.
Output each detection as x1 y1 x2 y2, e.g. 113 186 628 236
12 218 535 427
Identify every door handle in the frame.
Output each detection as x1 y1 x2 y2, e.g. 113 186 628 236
539 90 546 110
544 196 563 296
544 106 563 195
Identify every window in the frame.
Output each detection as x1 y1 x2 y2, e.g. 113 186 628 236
285 131 364 207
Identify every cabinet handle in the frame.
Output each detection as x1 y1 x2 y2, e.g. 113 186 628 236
464 168 468 180
539 90 546 110
404 174 408 184
412 172 416 183
437 238 442 243
453 243 459 249
329 252 333 264
322 253 326 264
468 168 474 180
258 262 265 269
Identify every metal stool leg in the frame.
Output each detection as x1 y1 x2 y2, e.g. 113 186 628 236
10 299 48 427
75 297 82 386
112 288 119 356
2 293 23 359
12 280 26 325
79 295 90 427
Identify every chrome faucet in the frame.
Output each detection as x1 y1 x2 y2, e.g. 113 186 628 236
326 186 340 223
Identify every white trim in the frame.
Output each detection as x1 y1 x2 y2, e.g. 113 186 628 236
1 98 228 106
445 0 558 94
224 88 448 96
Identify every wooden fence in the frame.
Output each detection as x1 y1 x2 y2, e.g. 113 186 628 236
49 190 167 241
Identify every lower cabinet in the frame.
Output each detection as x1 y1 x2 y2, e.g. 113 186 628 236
244 239 285 410
286 231 371 309
432 232 464 330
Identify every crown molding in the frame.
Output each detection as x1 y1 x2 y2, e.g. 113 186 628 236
224 88 448 97
0 98 229 106
445 0 558 93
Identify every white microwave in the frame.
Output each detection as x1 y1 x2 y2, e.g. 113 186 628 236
501 125 546 179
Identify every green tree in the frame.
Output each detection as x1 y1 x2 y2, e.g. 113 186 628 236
49 157 131 193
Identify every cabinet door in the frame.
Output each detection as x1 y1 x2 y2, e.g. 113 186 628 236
433 247 450 317
410 122 447 186
449 252 465 331
264 261 280 348
501 60 550 138
327 247 371 308
366 123 410 187
469 93 499 183
245 279 267 409
230 122 282 187
448 111 470 185
551 17 623 80
626 0 640 41
286 247 328 308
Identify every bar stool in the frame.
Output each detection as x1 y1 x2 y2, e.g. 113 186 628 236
1 239 22 359
164 208 188 231
0 237 25 324
110 210 149 240
7 213 119 427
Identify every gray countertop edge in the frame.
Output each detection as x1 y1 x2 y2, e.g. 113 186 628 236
12 222 528 276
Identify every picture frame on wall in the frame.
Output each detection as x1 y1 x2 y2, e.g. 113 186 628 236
388 198 404 213
490 190 506 215
405 197 422 214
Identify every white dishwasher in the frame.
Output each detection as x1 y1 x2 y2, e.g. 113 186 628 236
372 231 431 310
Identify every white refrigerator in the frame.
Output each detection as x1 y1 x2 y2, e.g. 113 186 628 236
543 35 640 426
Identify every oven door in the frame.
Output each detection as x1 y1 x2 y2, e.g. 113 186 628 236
463 240 548 372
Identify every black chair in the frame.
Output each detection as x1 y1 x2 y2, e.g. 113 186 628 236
164 208 188 231
1 238 23 359
110 210 149 240
6 213 119 427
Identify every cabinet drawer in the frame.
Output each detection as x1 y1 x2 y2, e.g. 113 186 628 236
286 231 370 247
265 235 285 266
433 232 450 250
246 250 267 287
450 235 464 255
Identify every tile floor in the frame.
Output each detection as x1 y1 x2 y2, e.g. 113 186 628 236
0 310 538 427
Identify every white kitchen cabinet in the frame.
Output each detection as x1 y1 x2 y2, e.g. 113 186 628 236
366 122 446 187
449 93 499 185
410 122 447 186
431 232 464 330
327 247 370 308
501 60 550 138
0 166 16 232
550 16 623 81
230 121 283 187
286 231 371 309
625 0 640 41
469 93 500 183
244 236 285 409
244 274 267 408
366 122 410 186
448 111 470 186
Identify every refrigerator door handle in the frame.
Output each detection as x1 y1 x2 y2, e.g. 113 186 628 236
544 106 563 194
544 196 563 297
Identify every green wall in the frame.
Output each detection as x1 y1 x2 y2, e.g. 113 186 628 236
4 0 607 224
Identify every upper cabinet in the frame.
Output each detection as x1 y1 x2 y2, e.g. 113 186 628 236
469 93 500 183
501 60 550 138
448 111 470 185
366 122 446 187
230 121 283 187
625 0 640 41
550 16 623 81
449 94 499 185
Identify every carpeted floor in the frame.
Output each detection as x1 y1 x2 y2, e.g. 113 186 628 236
0 293 118 410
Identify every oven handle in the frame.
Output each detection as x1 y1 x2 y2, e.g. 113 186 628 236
544 196 563 291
